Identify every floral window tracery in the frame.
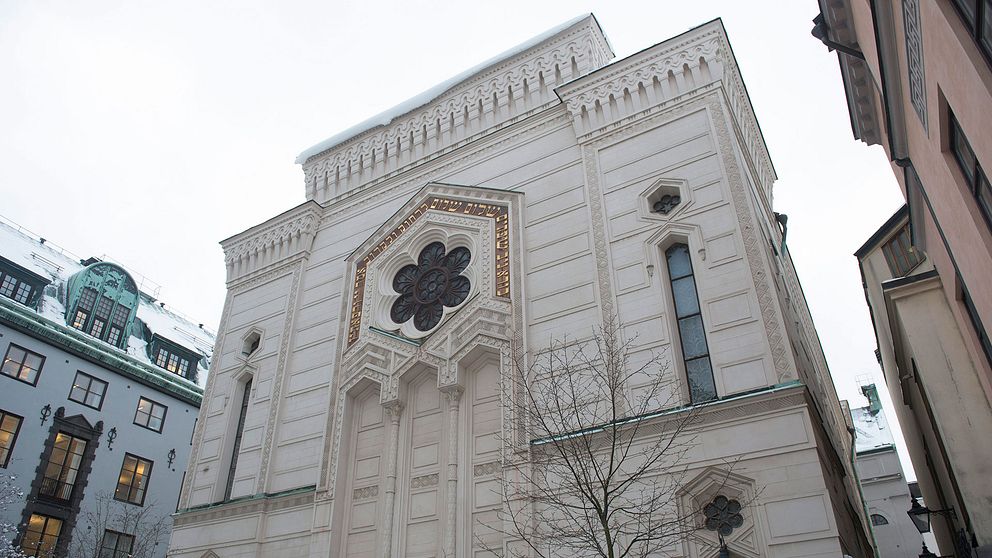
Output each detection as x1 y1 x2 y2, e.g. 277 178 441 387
390 242 471 332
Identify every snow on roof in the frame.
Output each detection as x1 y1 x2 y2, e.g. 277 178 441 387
851 405 895 453
0 217 215 387
295 14 597 164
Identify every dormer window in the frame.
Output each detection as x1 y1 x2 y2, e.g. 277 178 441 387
155 348 190 377
65 262 139 350
149 336 200 382
0 258 48 308
0 275 31 304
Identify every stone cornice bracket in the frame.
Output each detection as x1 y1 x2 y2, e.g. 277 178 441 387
220 201 323 284
298 15 613 204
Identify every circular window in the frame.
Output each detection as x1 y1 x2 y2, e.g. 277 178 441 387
390 242 471 331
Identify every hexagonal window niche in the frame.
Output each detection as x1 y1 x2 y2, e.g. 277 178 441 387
638 177 691 222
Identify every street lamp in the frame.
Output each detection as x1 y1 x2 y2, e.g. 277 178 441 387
907 498 955 534
917 541 937 558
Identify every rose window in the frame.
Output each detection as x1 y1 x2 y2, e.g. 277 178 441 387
703 495 744 537
390 242 471 332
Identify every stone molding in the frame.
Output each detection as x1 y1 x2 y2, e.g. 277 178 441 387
299 16 612 203
221 202 322 283
173 487 316 527
558 20 775 200
255 261 306 493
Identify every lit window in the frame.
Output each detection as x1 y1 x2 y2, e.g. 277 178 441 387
0 410 23 467
666 244 716 403
1 344 45 385
20 513 62 557
89 297 113 339
68 372 108 410
881 225 923 277
950 111 992 230
99 530 134 558
40 432 87 501
134 397 167 433
73 288 98 331
155 347 191 378
115 453 152 506
107 306 129 347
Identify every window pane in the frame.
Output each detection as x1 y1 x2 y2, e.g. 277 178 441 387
686 357 717 402
953 119 977 183
978 169 992 225
69 384 88 403
14 282 31 304
678 315 709 359
1 346 25 377
982 2 992 57
72 310 88 330
0 275 13 298
79 288 97 310
0 413 21 466
956 0 978 26
665 244 693 279
671 277 700 317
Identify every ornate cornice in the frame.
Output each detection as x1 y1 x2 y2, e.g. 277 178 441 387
557 20 775 200
299 16 612 203
221 202 323 283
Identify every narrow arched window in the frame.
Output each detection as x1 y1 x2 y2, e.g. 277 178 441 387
223 378 252 501
665 244 716 403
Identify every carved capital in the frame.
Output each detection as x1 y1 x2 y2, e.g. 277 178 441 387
440 384 464 405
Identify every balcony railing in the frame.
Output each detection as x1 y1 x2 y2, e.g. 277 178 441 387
38 477 74 501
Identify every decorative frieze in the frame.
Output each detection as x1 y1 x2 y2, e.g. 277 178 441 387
221 202 322 283
298 16 612 203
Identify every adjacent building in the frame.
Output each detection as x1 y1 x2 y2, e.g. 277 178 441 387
814 1 992 555
170 15 873 557
0 217 213 557
850 384 924 558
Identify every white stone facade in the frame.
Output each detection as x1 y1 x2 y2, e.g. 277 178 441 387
169 16 872 558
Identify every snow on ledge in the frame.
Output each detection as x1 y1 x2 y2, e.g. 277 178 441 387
295 14 597 165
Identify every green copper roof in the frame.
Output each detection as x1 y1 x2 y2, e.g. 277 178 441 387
0 294 202 406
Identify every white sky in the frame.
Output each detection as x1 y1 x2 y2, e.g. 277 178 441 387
0 1 911 475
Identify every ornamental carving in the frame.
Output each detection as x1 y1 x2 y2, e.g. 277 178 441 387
348 196 509 346
390 242 471 331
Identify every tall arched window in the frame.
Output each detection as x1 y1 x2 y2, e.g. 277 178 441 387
223 377 252 501
665 244 716 403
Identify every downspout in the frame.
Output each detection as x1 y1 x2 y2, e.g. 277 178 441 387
848 424 880 558
811 14 866 60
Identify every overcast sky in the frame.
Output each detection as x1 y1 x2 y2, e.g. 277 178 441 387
0 1 910 473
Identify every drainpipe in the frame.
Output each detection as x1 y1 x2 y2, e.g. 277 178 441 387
811 14 866 60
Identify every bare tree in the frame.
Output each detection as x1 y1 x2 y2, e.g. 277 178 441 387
491 319 720 558
69 492 169 558
0 473 28 558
